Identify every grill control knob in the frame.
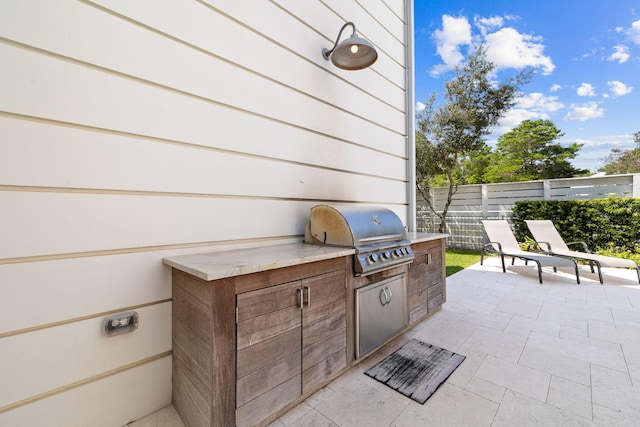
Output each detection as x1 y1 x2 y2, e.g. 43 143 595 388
394 248 403 257
368 253 379 263
382 250 391 260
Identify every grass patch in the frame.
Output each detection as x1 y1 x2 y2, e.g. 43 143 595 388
446 249 482 276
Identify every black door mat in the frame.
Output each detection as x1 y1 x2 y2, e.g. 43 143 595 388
364 339 465 404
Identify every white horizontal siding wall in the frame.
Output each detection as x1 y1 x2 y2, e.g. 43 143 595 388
0 0 411 425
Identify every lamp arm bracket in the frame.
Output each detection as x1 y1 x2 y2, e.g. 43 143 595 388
322 22 356 60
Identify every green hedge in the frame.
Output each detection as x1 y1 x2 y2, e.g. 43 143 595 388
511 198 640 254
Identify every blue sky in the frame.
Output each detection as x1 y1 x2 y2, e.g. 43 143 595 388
414 0 640 172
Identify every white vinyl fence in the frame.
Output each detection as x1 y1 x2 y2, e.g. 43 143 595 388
417 174 640 249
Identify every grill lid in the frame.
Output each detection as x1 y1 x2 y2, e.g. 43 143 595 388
304 205 414 276
305 205 406 247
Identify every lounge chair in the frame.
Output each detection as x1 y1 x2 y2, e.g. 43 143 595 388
525 220 640 285
481 220 580 284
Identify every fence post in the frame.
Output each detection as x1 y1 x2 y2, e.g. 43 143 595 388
481 184 488 219
543 180 551 199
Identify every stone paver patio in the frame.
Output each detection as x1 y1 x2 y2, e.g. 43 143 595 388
132 256 640 426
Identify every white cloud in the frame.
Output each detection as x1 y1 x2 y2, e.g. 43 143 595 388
577 83 596 97
563 101 605 122
550 84 562 92
516 92 564 112
430 15 472 75
490 92 564 135
494 109 548 135
570 134 638 170
607 80 633 96
628 19 640 44
578 48 599 60
416 101 426 112
429 14 554 76
484 27 555 74
575 134 634 149
608 45 630 63
474 16 504 35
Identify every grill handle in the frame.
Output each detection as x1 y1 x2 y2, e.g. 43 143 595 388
358 233 405 244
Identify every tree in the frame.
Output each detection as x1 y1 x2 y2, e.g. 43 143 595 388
483 119 588 182
599 131 640 174
456 144 494 185
416 46 531 232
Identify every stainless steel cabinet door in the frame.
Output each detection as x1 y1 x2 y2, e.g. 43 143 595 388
356 274 408 358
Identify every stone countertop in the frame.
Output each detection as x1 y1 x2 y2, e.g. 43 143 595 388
407 232 448 243
163 233 447 282
163 243 354 281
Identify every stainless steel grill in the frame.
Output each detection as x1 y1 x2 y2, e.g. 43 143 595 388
304 204 414 358
304 204 414 276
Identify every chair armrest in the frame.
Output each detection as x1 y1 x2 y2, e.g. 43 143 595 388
483 241 503 253
527 241 551 253
567 241 591 253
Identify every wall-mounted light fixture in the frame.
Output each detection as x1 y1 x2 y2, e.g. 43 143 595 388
322 22 378 70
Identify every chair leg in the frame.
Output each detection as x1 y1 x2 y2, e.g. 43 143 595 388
635 267 640 284
594 262 603 285
533 260 542 284
480 248 485 265
574 262 581 284
500 255 506 273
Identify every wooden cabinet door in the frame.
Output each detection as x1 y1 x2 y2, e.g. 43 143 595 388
301 269 347 394
426 243 445 312
235 280 302 427
408 240 445 324
235 269 348 425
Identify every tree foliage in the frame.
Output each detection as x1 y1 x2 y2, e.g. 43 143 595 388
416 46 531 232
599 131 640 174
482 119 588 182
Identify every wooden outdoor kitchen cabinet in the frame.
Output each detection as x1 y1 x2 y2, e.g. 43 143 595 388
170 255 351 427
166 235 445 427
408 239 446 324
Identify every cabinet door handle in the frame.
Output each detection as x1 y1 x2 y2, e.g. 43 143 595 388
385 286 392 304
296 288 303 309
303 286 311 307
379 288 388 306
